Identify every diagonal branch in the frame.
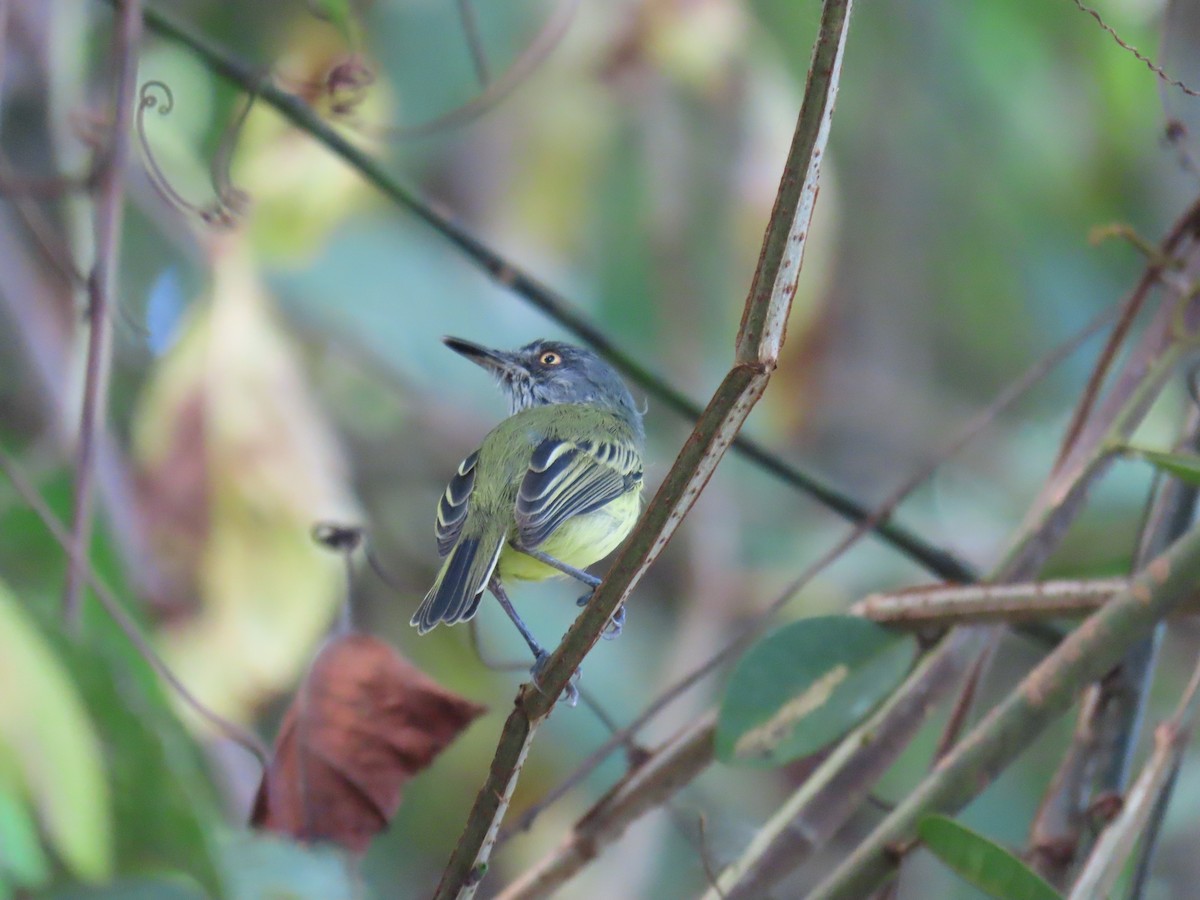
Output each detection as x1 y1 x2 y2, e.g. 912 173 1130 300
807 517 1200 899
125 0 971 583
64 0 142 627
431 2 854 895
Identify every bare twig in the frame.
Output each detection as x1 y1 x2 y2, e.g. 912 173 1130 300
0 445 269 765
430 4 852 895
852 578 1130 625
1029 402 1200 886
128 0 971 583
64 0 142 627
805 518 1200 899
1068 651 1200 898
495 714 716 899
455 0 490 87
1066 0 1200 98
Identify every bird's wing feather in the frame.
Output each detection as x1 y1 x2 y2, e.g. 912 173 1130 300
435 449 478 557
515 436 642 550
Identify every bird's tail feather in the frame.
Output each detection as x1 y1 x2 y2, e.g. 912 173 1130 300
411 536 503 632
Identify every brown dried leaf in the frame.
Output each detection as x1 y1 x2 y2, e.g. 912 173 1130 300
250 634 486 853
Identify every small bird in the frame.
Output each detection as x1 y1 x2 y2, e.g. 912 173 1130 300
411 337 645 690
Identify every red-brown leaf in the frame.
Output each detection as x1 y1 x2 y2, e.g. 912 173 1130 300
250 634 486 853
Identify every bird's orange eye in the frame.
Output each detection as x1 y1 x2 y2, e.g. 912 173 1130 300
539 351 562 366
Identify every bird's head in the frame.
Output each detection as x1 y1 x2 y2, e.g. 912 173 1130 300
443 336 643 437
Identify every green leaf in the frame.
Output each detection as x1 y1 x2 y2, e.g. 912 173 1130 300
0 766 50 890
0 583 112 885
715 616 916 767
33 618 226 898
219 832 356 900
919 815 1062 900
1125 446 1200 487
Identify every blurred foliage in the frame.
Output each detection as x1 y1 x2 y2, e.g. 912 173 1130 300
1 0 1200 897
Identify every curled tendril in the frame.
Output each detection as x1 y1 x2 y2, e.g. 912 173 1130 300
139 80 175 116
135 79 249 230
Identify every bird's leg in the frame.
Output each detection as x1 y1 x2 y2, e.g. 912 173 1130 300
512 544 602 588
489 576 579 706
512 543 623 639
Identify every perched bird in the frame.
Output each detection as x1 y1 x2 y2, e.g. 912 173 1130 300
411 337 645 682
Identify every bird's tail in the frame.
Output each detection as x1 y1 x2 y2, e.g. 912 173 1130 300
411 535 504 633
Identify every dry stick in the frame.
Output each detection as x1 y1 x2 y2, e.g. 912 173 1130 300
1068 652 1200 899
497 301 1115 848
0 445 269 766
496 713 717 900
707 304 1195 898
64 0 142 628
1030 404 1200 887
128 0 970 585
1053 196 1200 473
803 519 1200 900
430 3 852 896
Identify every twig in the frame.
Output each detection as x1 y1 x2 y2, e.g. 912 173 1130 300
64 0 142 628
127 0 970 583
0 444 269 765
1067 650 1200 899
1066 0 1200 98
1028 401 1200 885
1053 195 1200 472
495 714 716 899
852 578 1130 625
456 0 490 87
431 3 852 895
498 301 1115 844
805 518 1200 899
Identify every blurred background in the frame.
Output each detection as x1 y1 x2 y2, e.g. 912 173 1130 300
4 0 1200 896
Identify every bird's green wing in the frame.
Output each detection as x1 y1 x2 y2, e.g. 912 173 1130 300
435 449 478 557
515 436 642 550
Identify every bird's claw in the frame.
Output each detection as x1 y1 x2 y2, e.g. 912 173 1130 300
602 604 625 640
530 652 580 707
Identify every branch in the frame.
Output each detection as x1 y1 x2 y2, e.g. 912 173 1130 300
1068 654 1200 899
496 713 716 899
1029 402 1200 885
64 0 142 627
805 519 1200 899
126 0 971 583
431 2 853 895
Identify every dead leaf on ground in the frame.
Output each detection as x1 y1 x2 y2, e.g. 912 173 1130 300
250 634 485 854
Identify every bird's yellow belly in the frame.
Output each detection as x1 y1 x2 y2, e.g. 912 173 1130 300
497 489 642 582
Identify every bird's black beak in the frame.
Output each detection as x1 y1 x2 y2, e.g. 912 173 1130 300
442 336 526 379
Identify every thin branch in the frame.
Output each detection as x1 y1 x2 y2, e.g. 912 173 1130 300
64 0 142 627
1030 402 1200 886
456 0 490 87
495 714 716 899
431 4 852 895
1053 196 1200 471
498 301 1115 845
852 578 1130 626
1066 0 1200 98
0 445 269 766
1067 650 1200 898
127 0 971 584
805 518 1200 899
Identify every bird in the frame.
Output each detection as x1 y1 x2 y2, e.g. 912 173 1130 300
411 337 645 695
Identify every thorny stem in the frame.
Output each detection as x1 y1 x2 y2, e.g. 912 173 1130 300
64 0 142 629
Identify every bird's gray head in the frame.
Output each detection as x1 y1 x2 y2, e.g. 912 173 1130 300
443 336 644 439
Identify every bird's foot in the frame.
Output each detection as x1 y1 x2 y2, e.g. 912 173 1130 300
576 591 625 640
530 651 580 707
